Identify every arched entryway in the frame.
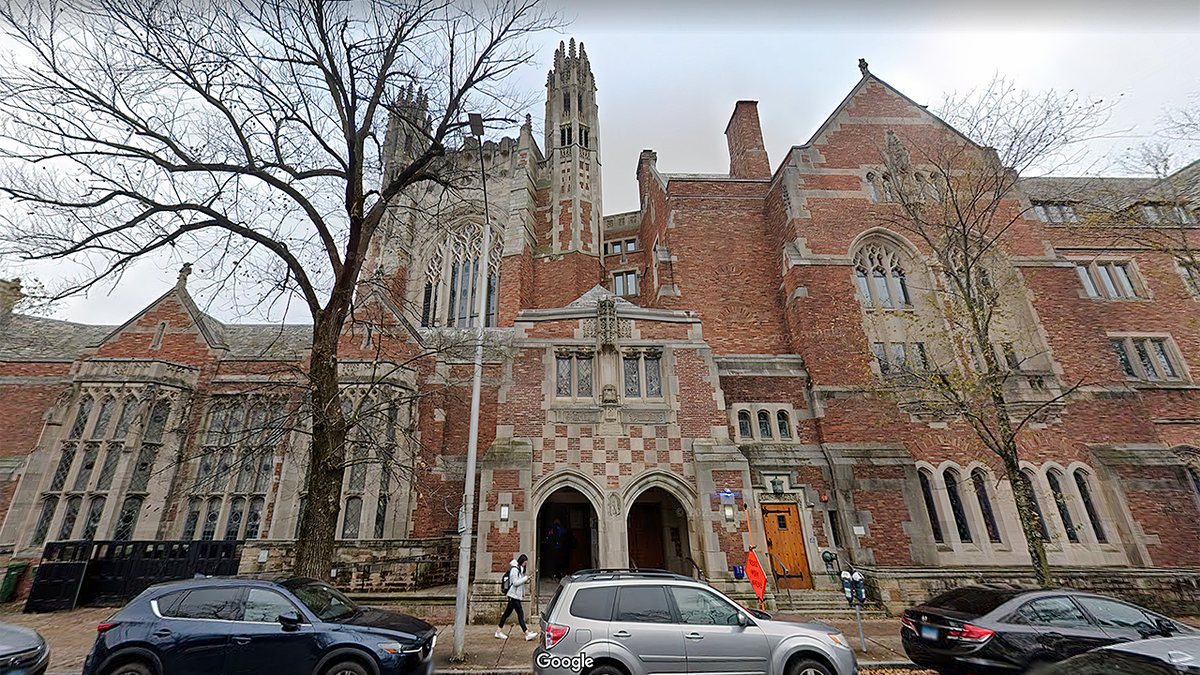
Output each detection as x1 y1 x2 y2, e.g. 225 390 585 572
627 486 692 575
536 487 598 578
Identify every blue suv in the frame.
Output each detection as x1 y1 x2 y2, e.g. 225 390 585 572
82 577 436 675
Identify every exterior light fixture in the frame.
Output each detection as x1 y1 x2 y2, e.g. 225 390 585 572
724 504 736 522
499 505 509 522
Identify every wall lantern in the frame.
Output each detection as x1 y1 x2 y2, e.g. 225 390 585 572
723 504 736 522
770 477 785 494
499 505 510 522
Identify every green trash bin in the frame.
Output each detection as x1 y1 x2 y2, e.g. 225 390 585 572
0 562 29 603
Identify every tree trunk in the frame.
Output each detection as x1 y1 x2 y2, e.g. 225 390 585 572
1003 452 1052 586
293 310 350 579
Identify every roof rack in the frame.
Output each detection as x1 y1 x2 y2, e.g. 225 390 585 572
567 568 700 582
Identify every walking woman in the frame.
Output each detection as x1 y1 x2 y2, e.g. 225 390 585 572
496 553 537 640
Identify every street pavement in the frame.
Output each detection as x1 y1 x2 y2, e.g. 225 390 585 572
0 602 930 674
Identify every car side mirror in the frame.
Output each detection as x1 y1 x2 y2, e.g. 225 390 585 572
1156 618 1175 637
737 613 751 627
278 610 303 631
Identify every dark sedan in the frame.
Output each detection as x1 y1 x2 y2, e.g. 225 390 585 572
1036 635 1200 674
0 623 48 675
900 584 1195 674
82 576 436 675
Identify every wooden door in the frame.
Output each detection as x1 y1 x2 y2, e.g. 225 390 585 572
628 503 665 569
761 504 812 589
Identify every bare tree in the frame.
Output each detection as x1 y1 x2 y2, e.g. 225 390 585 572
0 0 559 576
868 77 1111 583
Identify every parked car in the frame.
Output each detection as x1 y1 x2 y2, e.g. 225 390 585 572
533 568 856 675
1035 635 1200 674
0 623 49 675
81 576 436 675
900 584 1196 674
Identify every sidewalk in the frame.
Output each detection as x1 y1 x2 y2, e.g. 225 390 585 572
428 617 932 674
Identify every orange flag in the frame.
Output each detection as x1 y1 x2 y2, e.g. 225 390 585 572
746 546 767 608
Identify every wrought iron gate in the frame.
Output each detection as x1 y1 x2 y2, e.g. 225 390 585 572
25 540 242 612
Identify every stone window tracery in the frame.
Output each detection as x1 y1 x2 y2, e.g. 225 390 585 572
419 223 501 328
855 243 912 309
113 496 142 541
556 350 595 399
623 350 662 399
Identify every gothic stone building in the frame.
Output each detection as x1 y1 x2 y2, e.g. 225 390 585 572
3 41 1200 614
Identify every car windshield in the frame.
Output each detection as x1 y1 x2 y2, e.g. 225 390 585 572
287 581 359 621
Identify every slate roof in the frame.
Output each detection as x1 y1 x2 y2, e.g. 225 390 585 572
0 314 111 361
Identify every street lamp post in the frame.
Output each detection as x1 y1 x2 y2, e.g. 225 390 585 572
451 113 492 661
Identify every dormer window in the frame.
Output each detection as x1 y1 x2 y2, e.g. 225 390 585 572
1142 202 1197 225
1032 201 1079 224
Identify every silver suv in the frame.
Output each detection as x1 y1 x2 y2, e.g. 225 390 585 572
533 569 856 675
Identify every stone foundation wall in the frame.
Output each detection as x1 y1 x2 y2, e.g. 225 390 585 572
239 537 458 592
865 566 1200 617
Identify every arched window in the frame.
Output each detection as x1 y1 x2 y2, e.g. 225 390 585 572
224 497 246 540
201 498 221 540
777 411 792 439
1047 471 1079 543
866 172 880 202
854 242 912 309
30 498 57 548
72 444 99 492
82 497 105 540
181 498 201 540
943 470 972 543
56 496 82 541
757 411 773 439
342 497 362 539
113 397 139 439
113 497 143 541
246 497 265 540
1020 472 1050 542
971 469 1002 543
143 399 171 444
918 470 944 543
68 396 94 438
737 411 752 438
1073 470 1108 543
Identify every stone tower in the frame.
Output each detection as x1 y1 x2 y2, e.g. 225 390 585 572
541 39 603 301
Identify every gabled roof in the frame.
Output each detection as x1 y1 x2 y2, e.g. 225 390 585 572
568 285 634 308
96 280 228 351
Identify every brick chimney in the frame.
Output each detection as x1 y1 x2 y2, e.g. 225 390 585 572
725 101 771 180
0 278 21 323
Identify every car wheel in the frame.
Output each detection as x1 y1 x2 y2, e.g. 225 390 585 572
103 661 153 675
789 659 833 675
323 660 370 675
586 665 627 675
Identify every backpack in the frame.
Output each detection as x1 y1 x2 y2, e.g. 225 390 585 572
500 568 512 594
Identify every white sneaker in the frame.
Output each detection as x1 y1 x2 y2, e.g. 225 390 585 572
494 630 507 639
525 631 538 641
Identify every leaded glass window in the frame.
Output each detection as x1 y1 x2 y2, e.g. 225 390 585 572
1074 470 1107 543
757 411 772 439
91 397 116 440
737 411 752 438
49 445 76 491
253 452 272 493
623 352 664 399
644 356 661 397
918 471 943 543
348 445 368 492
1020 472 1051 542
69 396 94 438
342 497 362 539
181 498 201 540
224 497 245 540
236 450 255 493
972 469 1002 543
82 497 105 540
374 494 389 539
854 244 912 309
114 398 139 439
1047 471 1079 543
56 496 82 541
777 411 792 439
556 354 594 398
128 447 157 493
624 356 641 397
944 470 972 543
144 399 171 444
31 498 57 547
72 443 100 492
113 497 142 541
556 356 572 397
201 498 221 540
246 497 264 539
95 447 121 491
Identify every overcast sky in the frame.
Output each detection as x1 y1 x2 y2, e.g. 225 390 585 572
5 0 1199 325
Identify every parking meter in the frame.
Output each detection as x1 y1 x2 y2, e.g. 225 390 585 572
840 570 853 606
851 570 866 604
821 550 838 582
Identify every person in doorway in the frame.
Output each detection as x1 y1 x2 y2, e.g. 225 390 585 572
545 518 567 577
496 553 537 640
